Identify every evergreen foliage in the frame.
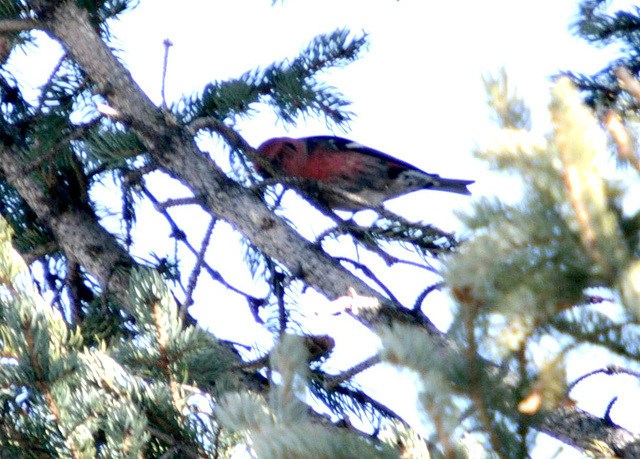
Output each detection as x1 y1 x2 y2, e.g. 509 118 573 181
0 0 638 457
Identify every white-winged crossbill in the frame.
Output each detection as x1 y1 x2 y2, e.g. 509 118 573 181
254 136 474 211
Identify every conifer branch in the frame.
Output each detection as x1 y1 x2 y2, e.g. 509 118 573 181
141 186 256 303
323 354 380 391
0 19 40 32
568 365 640 392
322 380 411 429
182 216 216 315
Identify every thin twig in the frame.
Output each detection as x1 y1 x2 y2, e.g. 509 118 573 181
333 257 399 304
568 365 640 393
142 186 257 302
161 39 173 109
182 216 217 317
412 282 444 312
318 376 412 430
156 197 202 210
115 163 157 184
375 206 455 242
272 269 287 336
256 175 456 263
188 117 263 185
35 53 69 113
188 116 254 153
603 396 618 424
0 19 41 32
323 354 381 390
315 222 443 273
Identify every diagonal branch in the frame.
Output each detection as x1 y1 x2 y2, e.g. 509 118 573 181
46 1 438 334
0 19 41 33
0 146 132 302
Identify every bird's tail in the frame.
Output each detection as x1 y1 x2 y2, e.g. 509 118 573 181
429 177 474 195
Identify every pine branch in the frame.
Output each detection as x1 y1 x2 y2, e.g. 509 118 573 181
140 186 258 305
323 354 381 391
0 19 40 32
0 142 134 307
181 28 365 126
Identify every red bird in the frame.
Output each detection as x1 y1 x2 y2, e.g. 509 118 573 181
254 136 474 211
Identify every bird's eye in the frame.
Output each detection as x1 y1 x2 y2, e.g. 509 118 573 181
283 142 296 150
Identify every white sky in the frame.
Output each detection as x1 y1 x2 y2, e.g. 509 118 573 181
7 0 640 457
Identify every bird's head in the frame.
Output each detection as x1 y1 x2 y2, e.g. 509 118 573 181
254 137 304 177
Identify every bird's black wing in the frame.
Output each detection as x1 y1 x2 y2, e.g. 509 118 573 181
302 136 433 176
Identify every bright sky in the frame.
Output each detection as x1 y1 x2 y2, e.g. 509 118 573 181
7 0 640 457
